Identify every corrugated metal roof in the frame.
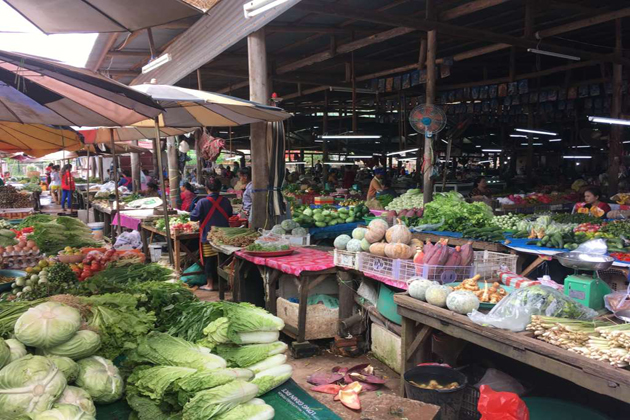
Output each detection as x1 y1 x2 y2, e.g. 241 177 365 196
131 0 304 86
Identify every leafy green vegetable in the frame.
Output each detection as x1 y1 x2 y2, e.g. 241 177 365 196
17 214 54 229
0 338 9 368
30 218 100 254
132 366 197 400
5 338 26 363
175 369 254 406
222 303 284 340
244 354 287 374
0 300 46 337
45 356 78 383
56 386 96 417
82 263 174 291
75 356 124 404
14 302 81 348
416 191 493 231
129 332 227 371
251 364 292 396
181 380 258 420
216 342 288 368
41 330 101 360
167 302 224 343
214 399 274 420
32 403 94 420
126 386 183 420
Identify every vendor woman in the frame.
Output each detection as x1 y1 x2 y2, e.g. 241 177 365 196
470 176 492 199
190 177 233 291
367 168 385 200
575 186 611 217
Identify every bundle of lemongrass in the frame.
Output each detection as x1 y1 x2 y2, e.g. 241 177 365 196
526 316 630 368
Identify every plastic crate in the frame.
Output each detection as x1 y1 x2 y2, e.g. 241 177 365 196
334 249 360 270
261 230 311 247
473 250 518 281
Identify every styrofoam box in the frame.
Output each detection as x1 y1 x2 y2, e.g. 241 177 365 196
371 322 402 374
276 296 339 340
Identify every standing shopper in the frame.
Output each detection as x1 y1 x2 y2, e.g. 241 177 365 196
239 169 253 220
50 165 61 204
190 177 233 291
60 164 75 213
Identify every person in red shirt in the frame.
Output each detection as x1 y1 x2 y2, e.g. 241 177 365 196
60 164 76 213
179 182 196 212
575 186 611 218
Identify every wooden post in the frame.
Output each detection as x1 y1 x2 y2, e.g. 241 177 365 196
153 117 175 264
151 138 160 179
248 28 271 230
195 72 204 184
130 140 141 193
86 148 90 224
109 129 122 237
423 0 437 204
97 156 104 182
322 90 329 184
609 18 623 196
167 137 180 209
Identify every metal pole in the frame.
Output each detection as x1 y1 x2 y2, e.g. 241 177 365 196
86 148 90 224
110 129 122 237
153 117 175 264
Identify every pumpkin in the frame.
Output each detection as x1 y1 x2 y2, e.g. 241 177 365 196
385 219 412 244
369 242 387 256
364 224 387 243
425 285 452 307
368 218 389 231
352 228 367 240
334 235 352 250
346 239 363 253
446 290 480 314
410 238 424 251
385 242 413 259
408 278 438 301
360 238 370 251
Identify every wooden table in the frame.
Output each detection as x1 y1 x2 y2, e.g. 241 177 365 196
233 247 340 343
395 293 630 404
140 223 199 274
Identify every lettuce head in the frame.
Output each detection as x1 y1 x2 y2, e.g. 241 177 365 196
32 403 95 420
14 302 81 348
55 386 96 417
75 356 123 404
46 356 79 383
5 339 27 363
42 330 101 361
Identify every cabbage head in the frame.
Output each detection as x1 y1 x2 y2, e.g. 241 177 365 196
215 398 275 420
46 356 79 383
182 380 258 420
251 364 292 396
32 403 95 420
15 302 81 348
5 339 27 363
0 338 9 369
55 386 96 417
43 331 101 360
0 355 67 418
75 356 123 404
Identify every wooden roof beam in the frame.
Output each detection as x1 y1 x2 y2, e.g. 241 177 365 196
535 7 630 39
295 1 630 66
265 24 371 34
439 0 514 21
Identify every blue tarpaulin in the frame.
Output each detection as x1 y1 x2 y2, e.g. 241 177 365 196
309 222 360 240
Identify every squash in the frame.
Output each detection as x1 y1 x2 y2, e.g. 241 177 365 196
425 285 452 307
446 290 480 314
360 238 371 251
334 235 352 250
352 227 367 240
385 219 412 244
410 238 424 251
384 242 413 259
408 278 438 301
368 218 389 231
364 223 387 243
369 242 387 256
346 239 363 253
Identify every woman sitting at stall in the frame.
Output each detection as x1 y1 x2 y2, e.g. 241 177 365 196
575 186 611 218
179 182 196 211
470 176 492 199
143 182 160 198
190 177 233 291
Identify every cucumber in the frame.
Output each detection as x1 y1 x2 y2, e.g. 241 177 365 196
0 229 15 238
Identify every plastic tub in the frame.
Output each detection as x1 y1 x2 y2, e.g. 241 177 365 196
523 397 611 420
88 222 105 240
149 243 165 262
377 284 402 325
404 365 468 420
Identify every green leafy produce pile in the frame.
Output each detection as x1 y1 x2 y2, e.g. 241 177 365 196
83 263 175 290
123 193 142 203
551 213 603 225
17 214 54 229
601 220 630 237
415 191 494 231
491 213 524 231
30 216 101 254
21 183 42 193
293 203 370 228
245 243 290 252
155 215 190 232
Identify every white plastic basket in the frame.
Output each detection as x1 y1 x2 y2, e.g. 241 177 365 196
473 250 518 281
334 249 360 270
261 230 311 247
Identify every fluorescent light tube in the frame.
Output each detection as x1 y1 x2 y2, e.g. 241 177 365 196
576 145 590 148
477 160 492 164
588 116 630 126
515 128 557 136
549 139 562 142
324 162 352 165
243 0 289 18
387 148 419 156
482 149 501 152
346 156 372 159
142 53 171 74
563 156 592 159
321 135 382 139
510 134 527 138
527 48 580 61
623 141 630 144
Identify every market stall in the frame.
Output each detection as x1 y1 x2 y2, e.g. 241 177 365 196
140 221 199 273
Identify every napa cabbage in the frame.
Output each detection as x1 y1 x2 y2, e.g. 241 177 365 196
214 398 275 420
182 380 258 420
216 341 287 368
251 364 293 396
32 404 95 420
175 368 254 406
132 365 197 400
244 354 287 374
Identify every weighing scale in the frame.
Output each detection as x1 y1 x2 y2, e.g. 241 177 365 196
556 252 614 311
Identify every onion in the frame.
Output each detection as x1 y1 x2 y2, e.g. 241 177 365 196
0 247 5 254
14 246 22 252
26 240 35 248
6 246 14 253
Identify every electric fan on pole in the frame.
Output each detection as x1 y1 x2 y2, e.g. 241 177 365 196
409 104 447 136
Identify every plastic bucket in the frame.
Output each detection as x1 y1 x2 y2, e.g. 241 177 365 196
404 365 468 420
377 284 402 325
149 243 164 262
87 222 105 240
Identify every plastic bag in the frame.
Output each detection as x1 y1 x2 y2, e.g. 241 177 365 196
468 285 598 332
114 231 142 250
253 232 290 251
181 263 206 286
576 239 608 255
478 385 529 420
604 290 630 313
475 369 526 396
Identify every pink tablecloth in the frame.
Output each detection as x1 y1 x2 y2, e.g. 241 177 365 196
111 212 142 230
236 248 334 276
